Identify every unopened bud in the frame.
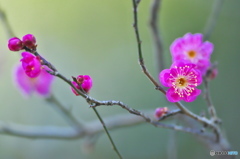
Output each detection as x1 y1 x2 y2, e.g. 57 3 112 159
8 37 23 51
71 75 93 95
22 34 36 49
155 107 168 119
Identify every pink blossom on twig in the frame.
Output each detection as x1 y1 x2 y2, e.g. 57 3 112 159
170 33 213 75
159 61 202 102
155 107 169 119
22 34 36 49
8 37 23 51
20 52 42 78
71 75 93 95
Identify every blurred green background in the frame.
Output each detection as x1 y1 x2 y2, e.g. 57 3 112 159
0 0 239 159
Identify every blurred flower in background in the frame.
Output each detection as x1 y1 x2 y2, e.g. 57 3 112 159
170 33 214 75
13 63 55 97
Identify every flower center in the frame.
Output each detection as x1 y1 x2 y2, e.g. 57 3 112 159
170 65 199 98
187 50 197 58
177 77 187 87
77 77 84 84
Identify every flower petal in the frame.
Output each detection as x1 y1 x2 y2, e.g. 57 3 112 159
80 75 93 93
183 89 201 102
166 87 181 102
159 69 171 87
71 81 80 96
191 33 203 47
170 38 184 56
200 41 214 56
13 64 35 97
21 52 42 78
35 67 55 97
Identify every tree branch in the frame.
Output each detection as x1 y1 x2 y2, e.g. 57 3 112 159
92 107 123 159
203 0 224 40
0 110 208 140
149 0 165 72
203 63 221 124
45 94 85 131
0 5 14 38
158 109 181 121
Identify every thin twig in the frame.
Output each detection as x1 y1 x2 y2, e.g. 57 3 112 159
202 63 220 124
132 0 165 95
203 0 224 40
203 78 221 124
167 130 177 159
158 109 181 121
149 0 165 72
201 64 219 126
174 102 220 141
45 94 85 130
92 107 123 159
132 0 143 61
0 5 14 38
203 79 215 115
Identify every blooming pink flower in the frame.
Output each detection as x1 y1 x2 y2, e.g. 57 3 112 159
13 63 55 97
159 61 202 102
71 75 93 95
8 37 23 51
21 52 42 78
155 107 169 119
22 34 36 49
170 33 213 75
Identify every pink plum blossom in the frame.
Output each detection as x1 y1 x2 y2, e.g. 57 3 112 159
170 33 213 75
71 75 93 95
21 52 42 78
13 63 55 97
8 37 23 51
159 61 202 102
22 34 36 49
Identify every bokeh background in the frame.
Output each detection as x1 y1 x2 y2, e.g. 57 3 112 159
0 0 239 159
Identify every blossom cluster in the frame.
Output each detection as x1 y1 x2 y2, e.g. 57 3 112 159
8 34 92 97
159 33 214 103
8 34 54 97
8 34 36 51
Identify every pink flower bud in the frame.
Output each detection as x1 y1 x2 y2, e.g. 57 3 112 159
8 37 23 51
71 81 80 96
206 68 218 80
20 52 42 78
22 34 36 49
155 107 169 119
71 75 93 95
170 33 213 75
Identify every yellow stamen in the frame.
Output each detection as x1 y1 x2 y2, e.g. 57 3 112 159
188 50 197 58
